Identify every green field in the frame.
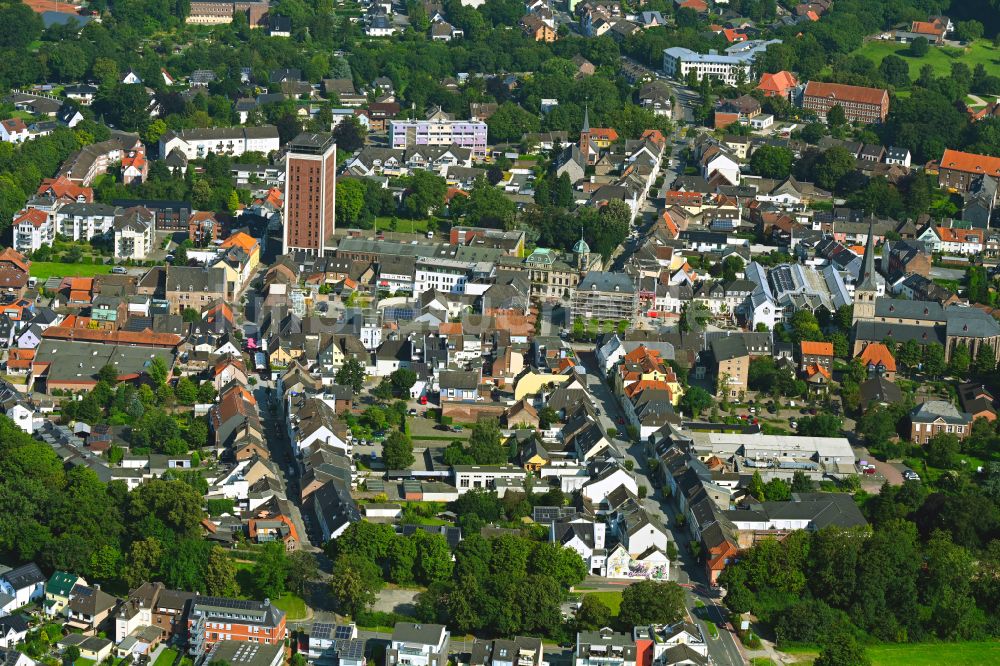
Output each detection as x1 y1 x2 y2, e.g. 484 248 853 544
854 39 1000 81
152 648 179 666
579 590 623 614
271 592 308 620
783 641 1000 665
868 642 1000 665
29 261 113 281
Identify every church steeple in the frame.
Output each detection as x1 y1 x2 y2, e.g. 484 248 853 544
852 218 879 325
582 103 590 134
857 218 878 292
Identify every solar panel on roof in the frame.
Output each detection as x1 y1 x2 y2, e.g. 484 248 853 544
334 625 354 640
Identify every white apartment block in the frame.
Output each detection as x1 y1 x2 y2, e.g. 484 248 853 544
663 40 780 86
159 125 281 160
56 203 119 241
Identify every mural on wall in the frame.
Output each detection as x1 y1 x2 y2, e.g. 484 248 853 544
606 548 669 579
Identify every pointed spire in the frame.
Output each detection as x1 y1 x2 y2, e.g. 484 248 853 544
857 218 878 292
582 103 590 134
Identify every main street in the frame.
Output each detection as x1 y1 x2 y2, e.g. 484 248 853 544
573 349 746 666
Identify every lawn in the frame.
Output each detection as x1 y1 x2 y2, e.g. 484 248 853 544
781 641 1000 665
29 262 113 281
152 647 179 666
853 39 1000 81
579 590 623 615
270 592 308 620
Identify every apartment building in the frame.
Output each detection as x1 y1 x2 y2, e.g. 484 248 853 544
390 118 488 157
304 623 365 666
470 637 544 666
574 630 636 666
160 126 280 160
909 400 972 444
802 81 889 124
186 597 286 658
938 149 1000 192
571 272 638 325
709 336 749 399
662 40 779 86
386 623 450 666
284 132 337 255
113 207 155 260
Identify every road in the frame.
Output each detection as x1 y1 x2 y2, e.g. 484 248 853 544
573 349 746 666
255 383 321 551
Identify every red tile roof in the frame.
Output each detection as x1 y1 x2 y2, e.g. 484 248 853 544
939 149 1000 178
858 342 896 373
7 348 35 370
756 71 798 96
14 208 47 228
221 231 259 255
805 363 831 380
911 20 944 35
37 175 93 202
800 340 833 356
0 248 29 273
588 128 619 142
936 226 984 244
803 81 888 106
2 118 27 133
42 325 182 348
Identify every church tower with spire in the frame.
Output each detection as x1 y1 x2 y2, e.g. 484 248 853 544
852 219 879 325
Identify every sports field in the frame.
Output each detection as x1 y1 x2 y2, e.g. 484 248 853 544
853 39 1000 81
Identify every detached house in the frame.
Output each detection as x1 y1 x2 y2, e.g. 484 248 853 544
0 563 45 609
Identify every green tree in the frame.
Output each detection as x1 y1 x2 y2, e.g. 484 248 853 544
147 357 168 385
749 145 793 179
383 430 415 470
814 626 870 666
923 343 946 377
389 368 417 397
387 535 417 584
468 417 507 464
908 36 929 57
402 170 447 218
253 542 289 599
554 173 574 208
286 550 319 595
879 54 911 88
926 432 960 468
413 531 453 584
487 101 540 143
949 342 971 377
328 521 395 562
618 580 686 627
329 553 383 617
528 542 587 588
335 359 366 393
827 104 847 127
975 343 996 375
677 384 710 418
812 146 856 192
175 377 198 405
337 178 366 227
98 364 119 384
123 537 163 589
575 593 612 631
748 470 766 501
205 546 240 597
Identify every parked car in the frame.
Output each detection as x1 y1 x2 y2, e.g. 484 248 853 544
112 266 127 274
